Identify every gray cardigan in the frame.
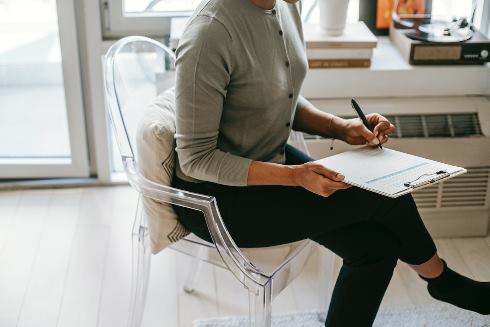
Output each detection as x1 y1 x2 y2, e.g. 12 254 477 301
175 0 308 186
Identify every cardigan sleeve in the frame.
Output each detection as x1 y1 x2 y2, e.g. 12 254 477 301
174 15 252 186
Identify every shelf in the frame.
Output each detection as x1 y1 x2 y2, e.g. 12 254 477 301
302 37 490 99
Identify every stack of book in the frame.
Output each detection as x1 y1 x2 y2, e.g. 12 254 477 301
303 21 377 68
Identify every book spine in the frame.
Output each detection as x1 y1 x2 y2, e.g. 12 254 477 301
306 48 373 59
308 59 371 68
306 42 377 49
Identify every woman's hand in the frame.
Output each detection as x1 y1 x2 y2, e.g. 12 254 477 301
292 162 351 197
339 113 396 146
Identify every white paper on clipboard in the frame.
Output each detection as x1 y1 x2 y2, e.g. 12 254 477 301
315 147 466 198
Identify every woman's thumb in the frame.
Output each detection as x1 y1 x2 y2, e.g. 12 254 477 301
359 125 379 144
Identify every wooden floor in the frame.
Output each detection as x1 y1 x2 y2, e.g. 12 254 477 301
0 186 489 327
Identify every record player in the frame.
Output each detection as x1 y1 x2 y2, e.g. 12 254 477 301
389 0 490 65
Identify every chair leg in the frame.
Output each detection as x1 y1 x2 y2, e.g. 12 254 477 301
183 258 203 294
248 282 272 327
128 225 152 327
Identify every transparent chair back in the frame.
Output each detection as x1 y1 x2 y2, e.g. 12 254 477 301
103 36 333 327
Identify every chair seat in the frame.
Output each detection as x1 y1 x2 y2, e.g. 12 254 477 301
183 233 215 247
171 233 312 276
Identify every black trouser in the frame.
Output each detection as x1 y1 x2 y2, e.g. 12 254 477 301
172 145 437 327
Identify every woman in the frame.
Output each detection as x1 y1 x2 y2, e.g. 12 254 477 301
171 0 490 325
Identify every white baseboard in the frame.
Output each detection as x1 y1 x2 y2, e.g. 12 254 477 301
422 209 490 238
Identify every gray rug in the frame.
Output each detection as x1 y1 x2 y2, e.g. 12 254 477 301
194 304 490 327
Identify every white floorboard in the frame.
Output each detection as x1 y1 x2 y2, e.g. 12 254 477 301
97 187 138 327
0 190 21 254
142 250 179 327
0 186 488 327
17 189 83 327
0 190 52 327
56 188 115 327
177 254 219 327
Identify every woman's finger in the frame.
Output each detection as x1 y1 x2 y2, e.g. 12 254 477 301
320 178 351 190
368 113 396 136
367 113 390 124
357 124 379 145
310 164 345 182
373 121 396 137
348 136 370 145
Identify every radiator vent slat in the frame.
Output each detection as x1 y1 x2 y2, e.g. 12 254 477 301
412 167 490 209
440 167 489 208
412 185 439 208
306 113 484 140
425 115 451 137
398 115 425 137
393 113 482 138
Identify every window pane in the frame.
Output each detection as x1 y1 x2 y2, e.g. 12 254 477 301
123 0 360 21
302 0 360 24
0 0 71 158
124 0 201 14
431 0 484 30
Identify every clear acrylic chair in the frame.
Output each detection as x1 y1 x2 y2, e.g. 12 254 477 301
103 36 334 327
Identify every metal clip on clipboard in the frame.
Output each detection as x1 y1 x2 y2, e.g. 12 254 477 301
404 170 450 189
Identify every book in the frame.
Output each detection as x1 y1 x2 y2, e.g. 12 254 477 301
308 59 371 68
315 147 466 198
303 21 378 49
306 48 373 59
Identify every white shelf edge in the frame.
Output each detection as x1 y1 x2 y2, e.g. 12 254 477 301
302 37 490 98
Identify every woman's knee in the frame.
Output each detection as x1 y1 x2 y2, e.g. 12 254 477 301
389 194 419 217
374 193 423 229
343 232 400 268
317 222 400 268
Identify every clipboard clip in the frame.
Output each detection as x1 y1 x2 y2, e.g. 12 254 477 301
404 170 449 189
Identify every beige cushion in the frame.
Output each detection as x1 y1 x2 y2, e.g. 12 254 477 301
135 87 189 254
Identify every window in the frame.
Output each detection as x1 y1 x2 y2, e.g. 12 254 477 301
124 0 201 15
102 0 361 37
102 0 489 38
302 0 359 25
0 0 89 178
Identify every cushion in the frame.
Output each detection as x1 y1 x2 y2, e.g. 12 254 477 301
135 87 190 254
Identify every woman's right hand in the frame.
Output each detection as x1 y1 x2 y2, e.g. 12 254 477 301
292 162 351 197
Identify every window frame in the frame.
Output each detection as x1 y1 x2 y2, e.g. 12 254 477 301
101 0 190 38
481 0 490 36
101 0 318 37
102 0 490 38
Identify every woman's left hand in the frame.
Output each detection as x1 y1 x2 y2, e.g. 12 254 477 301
340 113 396 146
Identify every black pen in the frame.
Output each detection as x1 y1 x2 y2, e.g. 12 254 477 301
351 99 382 149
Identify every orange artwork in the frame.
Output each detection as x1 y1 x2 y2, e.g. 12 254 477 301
376 0 426 29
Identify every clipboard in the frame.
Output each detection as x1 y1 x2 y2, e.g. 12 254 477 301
315 147 466 198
